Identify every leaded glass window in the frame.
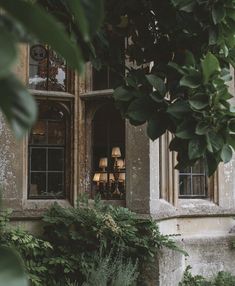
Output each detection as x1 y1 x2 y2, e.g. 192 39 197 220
28 100 71 199
29 44 68 91
179 160 208 198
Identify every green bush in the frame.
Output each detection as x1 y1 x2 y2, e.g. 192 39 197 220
0 197 183 285
42 196 184 284
179 266 235 286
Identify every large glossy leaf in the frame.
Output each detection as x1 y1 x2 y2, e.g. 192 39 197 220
147 115 168 140
146 74 166 96
67 0 90 41
201 52 220 83
0 26 17 79
189 93 209 110
0 247 28 286
127 98 154 122
180 75 201 88
114 86 136 102
221 145 233 163
80 0 104 38
167 100 191 119
188 137 206 160
0 0 84 73
0 75 37 138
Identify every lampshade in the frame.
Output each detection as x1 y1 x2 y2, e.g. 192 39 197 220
93 173 100 182
117 159 124 169
123 159 125 168
109 173 114 182
99 157 108 169
99 173 108 182
111 147 121 158
119 173 126 182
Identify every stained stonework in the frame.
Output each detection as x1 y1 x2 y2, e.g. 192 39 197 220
0 113 24 210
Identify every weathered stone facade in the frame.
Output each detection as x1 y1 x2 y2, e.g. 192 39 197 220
1 44 235 286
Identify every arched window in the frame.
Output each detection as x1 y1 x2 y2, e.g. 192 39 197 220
92 102 125 200
28 100 71 199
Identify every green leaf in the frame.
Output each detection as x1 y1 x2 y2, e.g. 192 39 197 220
229 119 235 132
176 120 195 139
221 145 233 163
184 50 195 67
180 75 201 88
188 137 206 160
67 0 90 42
0 75 37 138
201 52 220 84
149 91 164 103
146 75 166 96
113 86 136 102
0 26 17 79
168 62 185 75
0 247 28 286
127 98 154 121
228 134 235 150
206 152 220 176
189 93 209 110
167 100 191 119
147 116 167 140
207 132 224 152
80 0 104 38
196 122 210 135
212 4 225 24
0 0 84 73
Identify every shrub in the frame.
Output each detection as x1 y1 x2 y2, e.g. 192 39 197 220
179 266 235 286
0 196 184 285
42 196 185 284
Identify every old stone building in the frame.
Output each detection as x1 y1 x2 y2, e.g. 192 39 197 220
1 43 235 285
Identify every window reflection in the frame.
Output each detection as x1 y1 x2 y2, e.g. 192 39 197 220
92 102 126 200
29 44 67 91
28 101 70 199
179 160 208 198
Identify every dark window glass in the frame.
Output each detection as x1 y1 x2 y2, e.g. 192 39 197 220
179 160 208 198
92 37 125 90
92 102 126 200
28 100 70 199
29 44 68 91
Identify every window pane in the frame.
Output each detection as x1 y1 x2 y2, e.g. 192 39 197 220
29 44 67 91
48 121 65 145
29 121 47 145
192 176 206 196
92 102 126 200
48 149 64 171
192 160 206 174
30 148 46 171
29 172 46 196
48 173 64 196
179 159 207 198
179 175 191 196
47 49 66 91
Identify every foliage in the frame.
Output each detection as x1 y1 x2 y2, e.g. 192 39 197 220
0 209 28 286
0 198 183 285
96 0 235 176
82 250 138 286
0 218 53 286
0 0 103 137
179 266 235 286
41 196 184 284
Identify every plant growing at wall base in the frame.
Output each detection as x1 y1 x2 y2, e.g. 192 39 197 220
42 196 186 284
179 266 235 286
